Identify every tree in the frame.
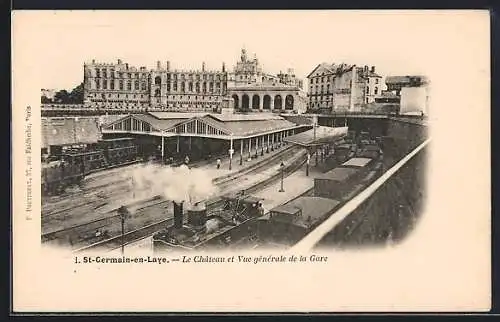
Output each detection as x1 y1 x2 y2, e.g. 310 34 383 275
49 82 84 104
54 89 70 103
41 96 52 104
69 82 84 104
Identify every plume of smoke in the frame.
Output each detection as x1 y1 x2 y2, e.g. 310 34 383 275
128 163 218 208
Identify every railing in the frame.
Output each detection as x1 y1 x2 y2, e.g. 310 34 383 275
292 138 430 252
305 109 428 120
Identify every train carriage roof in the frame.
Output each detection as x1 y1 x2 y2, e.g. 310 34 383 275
316 167 359 181
342 157 372 168
270 197 341 228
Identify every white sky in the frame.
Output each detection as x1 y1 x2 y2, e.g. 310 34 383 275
13 10 488 91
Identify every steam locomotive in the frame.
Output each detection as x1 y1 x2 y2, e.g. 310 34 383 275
42 138 138 195
152 192 265 252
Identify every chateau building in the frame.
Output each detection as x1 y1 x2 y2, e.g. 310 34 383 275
83 59 228 112
306 63 383 112
84 59 151 110
227 48 306 113
82 49 305 113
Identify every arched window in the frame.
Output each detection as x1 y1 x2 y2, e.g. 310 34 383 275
189 82 193 92
96 79 100 89
209 82 213 92
195 82 200 93
103 80 107 90
181 82 185 92
155 89 160 97
119 80 123 90
285 95 294 110
274 95 282 109
242 94 250 109
135 80 140 90
366 87 369 94
232 95 239 108
96 69 100 77
202 82 206 93
127 81 132 91
252 95 260 109
110 81 114 90
155 76 161 85
141 82 147 90
263 95 271 109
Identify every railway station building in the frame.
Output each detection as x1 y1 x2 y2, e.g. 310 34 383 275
101 110 311 163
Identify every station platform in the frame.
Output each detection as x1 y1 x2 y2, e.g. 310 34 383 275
81 142 295 190
253 169 315 213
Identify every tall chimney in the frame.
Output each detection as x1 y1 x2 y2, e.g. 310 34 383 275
173 201 184 229
371 66 375 73
157 60 162 69
167 61 170 71
202 62 206 72
222 62 226 72
117 59 122 64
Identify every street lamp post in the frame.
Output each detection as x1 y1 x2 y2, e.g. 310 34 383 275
229 134 234 171
306 152 310 176
279 161 285 192
239 139 243 166
118 206 129 255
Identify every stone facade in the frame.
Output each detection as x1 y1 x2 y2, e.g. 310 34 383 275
307 63 383 112
149 61 228 111
83 59 228 112
227 49 306 114
84 59 151 110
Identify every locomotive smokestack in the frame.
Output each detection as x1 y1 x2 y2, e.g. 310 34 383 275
173 201 184 229
187 202 207 228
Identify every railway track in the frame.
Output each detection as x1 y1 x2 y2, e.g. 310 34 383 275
41 155 231 216
73 149 308 253
42 146 297 219
42 145 303 247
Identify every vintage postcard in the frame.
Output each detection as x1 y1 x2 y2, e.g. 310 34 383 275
12 10 490 312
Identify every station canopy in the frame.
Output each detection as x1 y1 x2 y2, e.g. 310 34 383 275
101 112 305 140
283 125 348 147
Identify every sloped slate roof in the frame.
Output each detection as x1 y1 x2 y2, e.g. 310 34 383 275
149 112 209 119
211 113 284 122
41 117 102 148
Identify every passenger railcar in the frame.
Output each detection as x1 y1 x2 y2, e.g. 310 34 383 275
41 137 138 195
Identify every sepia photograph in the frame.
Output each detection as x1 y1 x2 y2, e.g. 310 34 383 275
12 10 490 312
